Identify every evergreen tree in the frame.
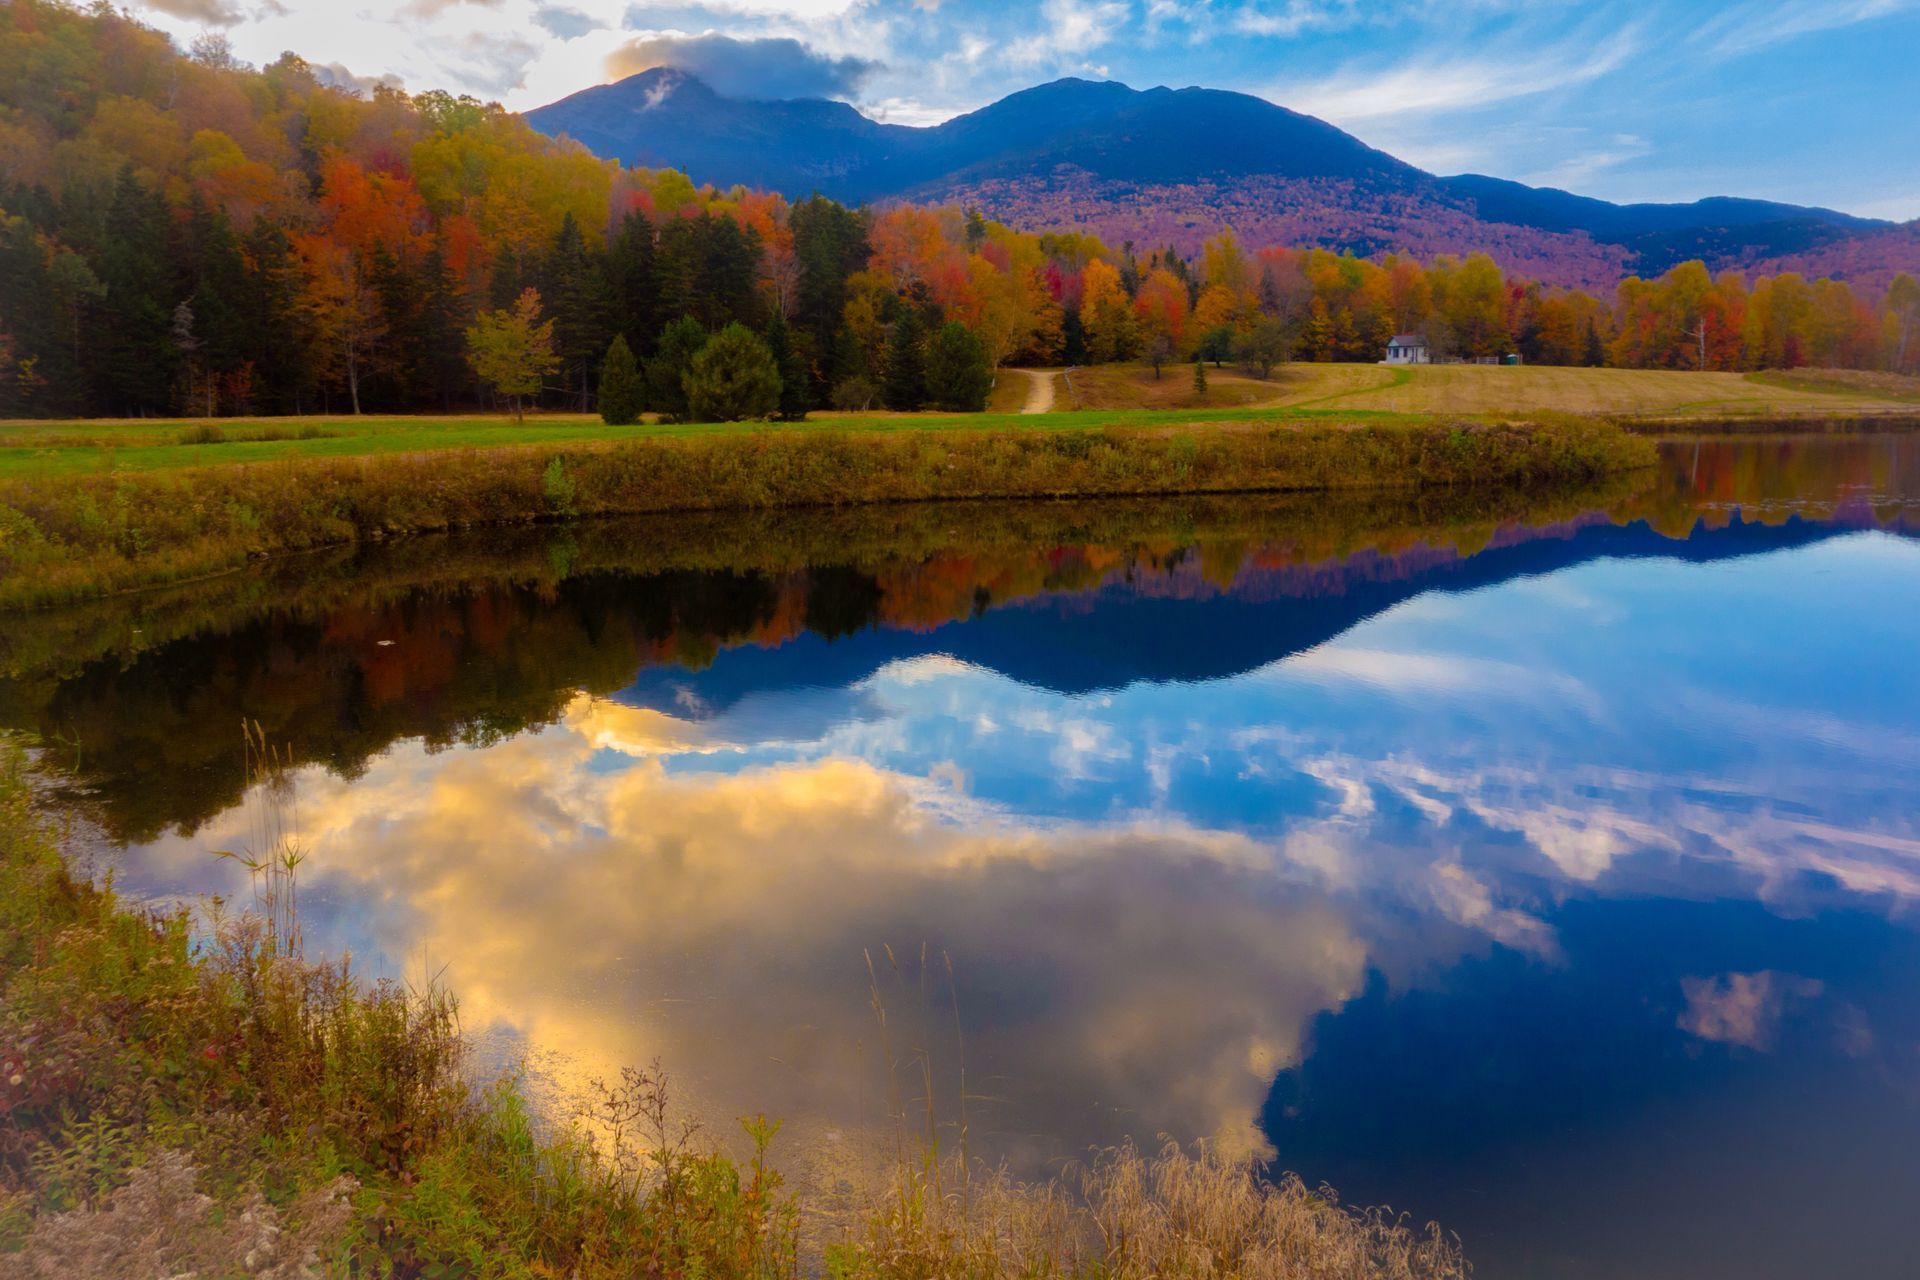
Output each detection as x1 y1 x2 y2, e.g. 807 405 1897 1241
882 308 925 411
181 196 250 411
540 212 610 411
791 195 870 352
93 167 176 415
684 322 780 423
645 317 708 423
1192 358 1208 400
241 222 314 414
368 244 421 411
763 313 811 420
1061 305 1089 367
607 208 660 355
598 334 643 426
923 321 993 412
415 246 469 411
828 325 867 387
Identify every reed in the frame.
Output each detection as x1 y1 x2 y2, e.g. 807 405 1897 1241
0 418 1655 610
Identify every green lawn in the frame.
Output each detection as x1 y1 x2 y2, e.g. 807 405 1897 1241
5 362 1912 481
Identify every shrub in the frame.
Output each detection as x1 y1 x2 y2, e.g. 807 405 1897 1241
683 322 781 423
831 375 878 412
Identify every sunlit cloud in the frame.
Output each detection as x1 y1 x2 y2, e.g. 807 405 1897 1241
1679 970 1825 1051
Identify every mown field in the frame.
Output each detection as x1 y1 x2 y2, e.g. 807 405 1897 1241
3 364 1911 480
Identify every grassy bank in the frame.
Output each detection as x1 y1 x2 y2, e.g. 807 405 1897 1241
0 743 1468 1277
0 417 1653 610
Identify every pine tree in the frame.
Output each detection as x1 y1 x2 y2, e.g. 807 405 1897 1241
1192 358 1208 400
608 208 660 356
763 313 810 420
645 317 708 423
882 308 925 411
684 322 780 423
598 334 643 426
241 222 313 414
415 246 469 411
923 321 993 411
94 167 176 415
1061 306 1088 367
541 212 610 411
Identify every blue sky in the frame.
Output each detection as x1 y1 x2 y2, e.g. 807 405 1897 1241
132 0 1920 219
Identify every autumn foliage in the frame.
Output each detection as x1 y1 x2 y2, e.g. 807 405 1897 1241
0 0 1915 426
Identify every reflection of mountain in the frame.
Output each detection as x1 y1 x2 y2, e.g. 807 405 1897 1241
618 514 1890 719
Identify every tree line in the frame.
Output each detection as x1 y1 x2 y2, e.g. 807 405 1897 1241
0 0 1915 424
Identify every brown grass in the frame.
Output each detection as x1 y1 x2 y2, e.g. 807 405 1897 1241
1306 364 1920 416
834 1140 1468 1280
1747 367 1920 402
0 418 1655 611
1066 363 1289 411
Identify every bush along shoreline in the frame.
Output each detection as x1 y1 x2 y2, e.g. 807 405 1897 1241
0 740 1471 1278
0 417 1654 610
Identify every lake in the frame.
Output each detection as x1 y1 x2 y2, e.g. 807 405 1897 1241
4 432 1917 1279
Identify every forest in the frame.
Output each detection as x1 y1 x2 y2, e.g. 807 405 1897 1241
1 0 1917 422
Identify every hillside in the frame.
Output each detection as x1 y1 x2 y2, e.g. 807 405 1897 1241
529 72 1914 293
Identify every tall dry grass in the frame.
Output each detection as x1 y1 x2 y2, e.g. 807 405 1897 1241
0 419 1655 609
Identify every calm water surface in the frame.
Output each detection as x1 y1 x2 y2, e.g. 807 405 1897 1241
5 433 1918 1279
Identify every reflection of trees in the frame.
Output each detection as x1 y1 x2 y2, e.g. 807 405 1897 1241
4 435 1914 843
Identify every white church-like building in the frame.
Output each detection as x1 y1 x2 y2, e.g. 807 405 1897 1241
1383 334 1431 365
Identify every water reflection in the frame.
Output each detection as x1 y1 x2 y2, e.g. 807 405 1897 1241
7 433 1920 1279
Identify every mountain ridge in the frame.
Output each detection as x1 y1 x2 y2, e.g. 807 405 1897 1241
527 71 1912 292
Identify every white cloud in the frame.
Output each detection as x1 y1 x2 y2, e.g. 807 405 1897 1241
1005 0 1129 66
1279 27 1638 125
1695 0 1919 60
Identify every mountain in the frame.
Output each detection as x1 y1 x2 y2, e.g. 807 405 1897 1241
527 72 1913 292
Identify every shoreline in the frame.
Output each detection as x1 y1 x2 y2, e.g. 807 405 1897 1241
0 418 1654 612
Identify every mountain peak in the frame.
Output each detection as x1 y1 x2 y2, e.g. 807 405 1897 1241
524 74 1911 291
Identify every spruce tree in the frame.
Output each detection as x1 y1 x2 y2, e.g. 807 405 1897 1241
94 167 176 415
923 321 992 411
644 317 707 423
1192 358 1208 400
599 334 643 426
882 308 925 411
608 208 660 355
541 212 610 411
763 312 810 420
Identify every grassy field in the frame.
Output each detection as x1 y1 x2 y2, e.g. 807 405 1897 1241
0 364 1908 480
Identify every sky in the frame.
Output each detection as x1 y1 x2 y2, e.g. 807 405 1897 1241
129 0 1920 220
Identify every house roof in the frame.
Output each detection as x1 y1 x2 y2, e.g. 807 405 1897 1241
1389 334 1424 346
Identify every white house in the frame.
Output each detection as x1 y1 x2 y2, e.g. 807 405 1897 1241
1383 334 1430 365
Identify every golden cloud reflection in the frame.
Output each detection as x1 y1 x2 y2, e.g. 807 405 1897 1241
140 694 1374 1169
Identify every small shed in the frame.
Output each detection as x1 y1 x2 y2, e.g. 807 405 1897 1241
1384 334 1430 365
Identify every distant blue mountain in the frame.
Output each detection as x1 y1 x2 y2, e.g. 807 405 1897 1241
526 71 1901 286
